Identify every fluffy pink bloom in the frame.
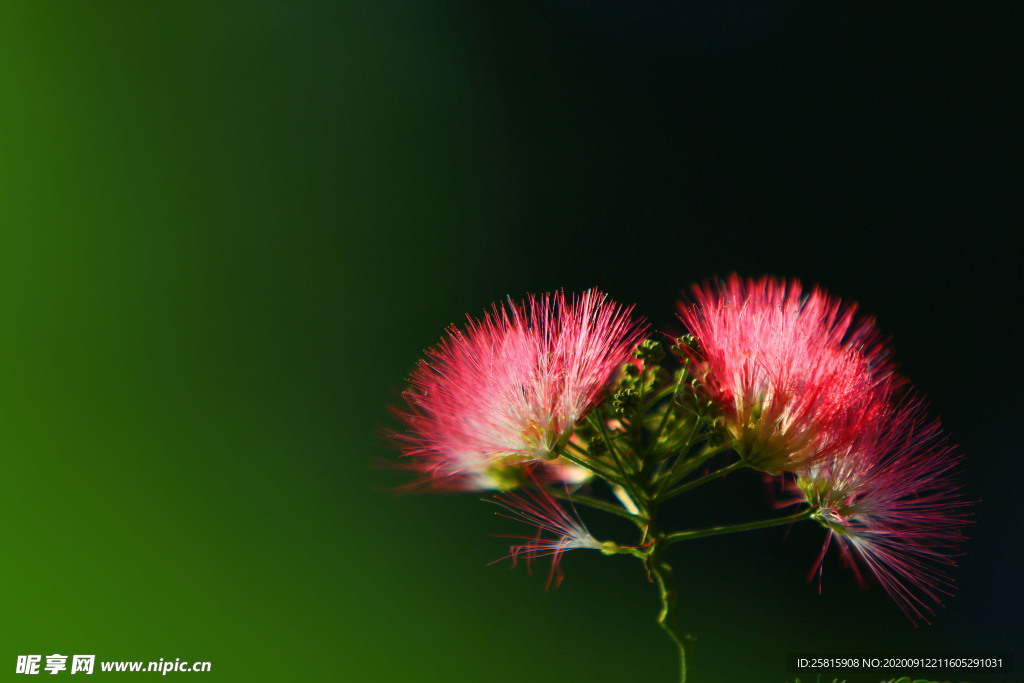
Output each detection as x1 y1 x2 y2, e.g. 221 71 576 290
492 484 604 587
678 275 894 473
794 398 968 623
396 289 645 490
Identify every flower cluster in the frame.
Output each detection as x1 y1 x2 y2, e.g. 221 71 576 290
390 276 968 643
678 275 966 622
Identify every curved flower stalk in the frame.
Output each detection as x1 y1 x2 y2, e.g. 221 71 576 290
678 275 895 474
393 289 645 490
794 397 969 623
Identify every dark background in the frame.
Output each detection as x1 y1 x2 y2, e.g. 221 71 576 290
0 2 1020 682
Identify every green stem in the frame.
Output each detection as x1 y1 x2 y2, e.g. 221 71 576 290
592 413 630 473
663 508 814 545
591 414 649 515
632 361 658 462
563 439 591 458
635 363 650 425
600 542 649 560
638 369 687 413
667 443 734 486
651 421 707 499
557 449 625 487
647 367 688 457
546 488 647 524
647 542 688 683
655 459 743 503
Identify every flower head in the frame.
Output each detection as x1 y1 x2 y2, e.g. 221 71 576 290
492 484 604 588
396 289 645 489
678 275 894 473
794 398 968 623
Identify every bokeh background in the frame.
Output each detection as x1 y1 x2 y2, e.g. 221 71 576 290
1 2 1020 682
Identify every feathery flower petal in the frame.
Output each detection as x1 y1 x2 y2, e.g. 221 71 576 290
492 484 604 588
396 289 646 489
678 275 894 473
795 397 969 623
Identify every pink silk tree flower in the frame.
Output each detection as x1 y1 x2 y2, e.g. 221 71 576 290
678 275 895 474
492 484 605 588
396 290 646 490
794 397 968 623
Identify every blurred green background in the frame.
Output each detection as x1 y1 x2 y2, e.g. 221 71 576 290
1 2 1020 682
